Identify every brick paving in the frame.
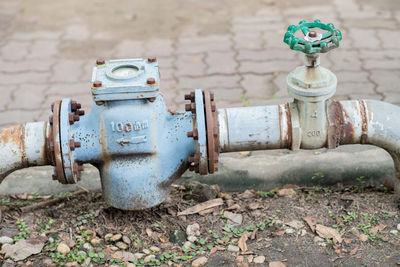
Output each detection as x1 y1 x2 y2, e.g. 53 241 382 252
0 0 400 127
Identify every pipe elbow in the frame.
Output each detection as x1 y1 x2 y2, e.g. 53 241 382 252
0 122 50 183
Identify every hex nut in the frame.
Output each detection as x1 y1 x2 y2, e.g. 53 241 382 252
96 58 105 65
148 57 157 63
146 77 156 85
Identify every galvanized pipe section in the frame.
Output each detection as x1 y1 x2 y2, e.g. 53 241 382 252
217 104 292 152
0 122 49 183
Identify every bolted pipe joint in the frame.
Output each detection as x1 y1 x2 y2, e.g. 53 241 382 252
45 58 207 210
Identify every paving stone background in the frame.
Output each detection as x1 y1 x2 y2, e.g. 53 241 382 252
0 0 399 193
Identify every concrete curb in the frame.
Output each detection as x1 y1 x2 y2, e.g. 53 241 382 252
0 145 394 195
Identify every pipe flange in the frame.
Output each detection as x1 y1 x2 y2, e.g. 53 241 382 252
48 99 85 184
204 91 219 173
185 89 219 175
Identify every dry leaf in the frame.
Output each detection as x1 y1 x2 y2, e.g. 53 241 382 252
227 204 241 211
177 198 223 216
145 228 153 238
316 224 343 244
248 202 262 210
210 247 217 254
250 229 258 240
370 224 386 235
359 233 368 242
350 247 358 256
343 238 352 244
277 188 296 198
285 220 304 230
273 230 286 236
238 233 248 252
303 217 317 232
199 208 214 216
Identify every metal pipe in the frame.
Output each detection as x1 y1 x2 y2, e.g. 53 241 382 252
0 122 49 183
217 104 292 152
329 100 400 191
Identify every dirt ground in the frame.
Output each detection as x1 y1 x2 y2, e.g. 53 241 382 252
0 182 399 267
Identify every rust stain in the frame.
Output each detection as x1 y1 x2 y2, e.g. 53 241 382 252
0 124 29 167
358 100 368 144
278 104 292 149
327 100 355 148
284 103 292 149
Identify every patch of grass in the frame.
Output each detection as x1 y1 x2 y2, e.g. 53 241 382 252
356 176 366 193
14 219 29 241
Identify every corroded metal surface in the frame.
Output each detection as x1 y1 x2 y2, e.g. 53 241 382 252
0 122 49 184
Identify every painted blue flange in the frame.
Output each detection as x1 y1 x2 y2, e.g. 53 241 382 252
59 98 77 184
194 89 208 174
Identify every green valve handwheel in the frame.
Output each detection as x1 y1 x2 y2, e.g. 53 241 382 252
283 19 342 54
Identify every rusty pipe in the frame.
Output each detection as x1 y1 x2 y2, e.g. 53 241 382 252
328 100 400 192
0 122 50 183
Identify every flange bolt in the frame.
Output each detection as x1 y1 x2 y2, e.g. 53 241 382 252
96 58 105 65
147 77 156 85
187 129 199 140
71 101 82 112
184 92 195 102
69 113 80 125
148 57 157 63
185 103 196 113
93 80 102 88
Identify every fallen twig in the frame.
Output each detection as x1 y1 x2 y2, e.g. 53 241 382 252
20 190 88 212
177 198 224 216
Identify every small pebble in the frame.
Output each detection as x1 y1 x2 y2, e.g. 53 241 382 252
192 256 208 266
390 230 398 235
116 241 129 250
122 235 131 245
397 224 400 231
104 233 113 241
285 228 295 234
227 245 240 252
253 256 265 264
150 246 160 252
186 223 201 237
82 243 93 252
110 246 119 251
143 248 151 254
57 242 70 255
90 238 101 247
0 236 13 245
188 235 198 242
111 234 122 242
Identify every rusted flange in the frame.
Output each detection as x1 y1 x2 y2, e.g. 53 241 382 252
47 99 85 184
204 91 219 173
185 90 219 175
48 100 68 184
